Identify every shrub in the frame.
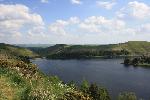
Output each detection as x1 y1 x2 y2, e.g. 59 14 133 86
118 92 137 100
124 58 130 65
20 86 31 100
10 72 25 85
80 80 89 93
62 91 92 100
87 83 110 100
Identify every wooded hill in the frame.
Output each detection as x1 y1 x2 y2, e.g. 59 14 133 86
29 41 150 59
0 43 38 59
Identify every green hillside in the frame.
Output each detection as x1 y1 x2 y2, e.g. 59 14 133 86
0 43 38 60
0 44 89 99
112 41 150 55
0 43 111 100
32 41 150 59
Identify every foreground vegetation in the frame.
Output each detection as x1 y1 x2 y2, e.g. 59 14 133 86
28 41 150 59
0 43 140 100
0 44 89 99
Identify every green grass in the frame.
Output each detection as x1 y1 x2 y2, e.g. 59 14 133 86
0 65 76 100
0 43 38 59
138 63 150 67
0 43 82 99
0 67 29 100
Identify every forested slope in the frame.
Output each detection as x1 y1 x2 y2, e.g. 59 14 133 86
29 41 150 59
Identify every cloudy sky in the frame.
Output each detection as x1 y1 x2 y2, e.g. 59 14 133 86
0 0 150 44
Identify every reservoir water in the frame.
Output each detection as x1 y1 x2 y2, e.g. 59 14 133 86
31 59 150 100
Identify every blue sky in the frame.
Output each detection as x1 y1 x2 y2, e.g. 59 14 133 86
0 0 150 44
0 0 133 22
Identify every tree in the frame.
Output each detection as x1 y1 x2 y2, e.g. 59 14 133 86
132 58 139 66
124 58 130 65
89 83 99 100
99 87 110 100
88 83 110 100
118 92 137 100
80 79 89 93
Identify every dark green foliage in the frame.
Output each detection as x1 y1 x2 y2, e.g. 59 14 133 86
124 58 130 65
20 86 31 100
88 83 99 100
118 92 137 100
88 83 110 100
18 56 30 63
49 75 61 84
80 80 89 93
123 56 150 67
47 50 130 59
28 41 150 59
80 82 110 100
0 67 8 74
142 56 150 64
11 75 24 85
67 80 76 88
98 88 111 100
0 67 26 86
132 58 139 66
0 67 25 85
62 91 92 100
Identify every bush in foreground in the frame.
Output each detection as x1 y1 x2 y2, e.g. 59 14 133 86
118 92 137 100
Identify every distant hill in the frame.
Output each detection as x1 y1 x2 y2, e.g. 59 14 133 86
31 41 150 59
14 44 54 48
111 41 150 55
0 43 38 59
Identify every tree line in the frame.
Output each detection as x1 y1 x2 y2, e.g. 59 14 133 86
124 56 150 66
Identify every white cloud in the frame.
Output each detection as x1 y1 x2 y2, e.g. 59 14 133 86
69 17 80 24
1 2 150 44
117 1 150 19
49 24 67 36
79 16 126 33
137 23 150 34
0 4 45 43
0 4 44 26
48 16 127 39
96 1 116 10
49 17 80 35
47 15 150 44
41 0 49 3
71 0 82 5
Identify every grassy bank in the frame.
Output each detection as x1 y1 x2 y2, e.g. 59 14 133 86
0 57 94 99
0 43 91 99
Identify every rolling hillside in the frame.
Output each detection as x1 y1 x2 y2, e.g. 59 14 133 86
112 41 150 55
0 43 38 60
30 41 150 59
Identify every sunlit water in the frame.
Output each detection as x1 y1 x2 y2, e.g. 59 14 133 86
31 58 150 100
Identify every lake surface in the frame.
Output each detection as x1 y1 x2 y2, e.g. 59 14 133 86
31 59 150 100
